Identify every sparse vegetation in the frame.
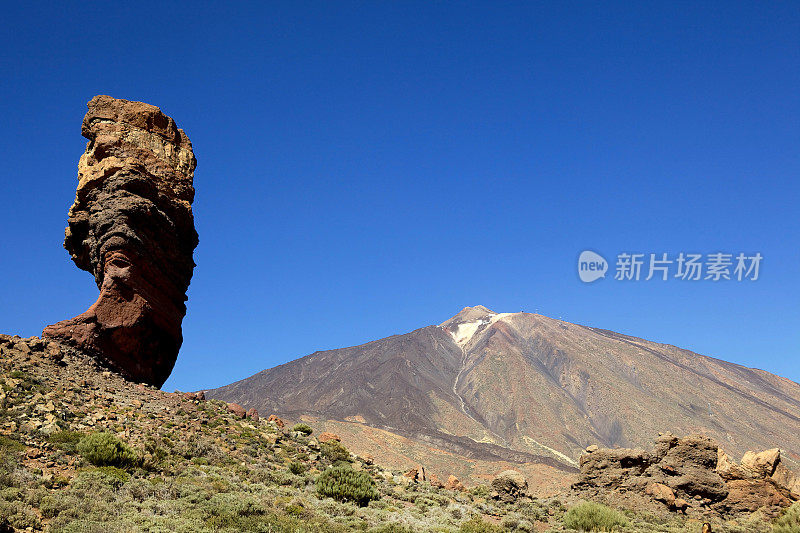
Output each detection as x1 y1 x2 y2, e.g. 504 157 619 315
562 501 630 531
316 465 379 506
76 432 138 468
0 338 794 532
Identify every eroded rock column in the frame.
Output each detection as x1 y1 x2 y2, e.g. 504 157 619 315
43 95 198 387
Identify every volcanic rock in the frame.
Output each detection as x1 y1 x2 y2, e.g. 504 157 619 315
741 448 780 477
42 95 198 387
445 475 466 491
318 432 341 443
227 403 246 418
575 434 799 515
491 470 528 502
267 415 285 428
646 482 676 507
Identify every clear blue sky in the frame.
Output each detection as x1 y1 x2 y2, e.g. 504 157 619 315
1 2 798 391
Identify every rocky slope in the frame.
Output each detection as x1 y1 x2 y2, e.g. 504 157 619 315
2 334 796 532
207 306 800 484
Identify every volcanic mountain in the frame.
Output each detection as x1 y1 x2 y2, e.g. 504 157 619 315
207 306 800 485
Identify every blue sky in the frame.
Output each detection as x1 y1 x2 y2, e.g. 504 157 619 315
1 2 797 391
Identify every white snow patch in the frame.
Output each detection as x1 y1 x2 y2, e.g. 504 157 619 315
447 312 516 346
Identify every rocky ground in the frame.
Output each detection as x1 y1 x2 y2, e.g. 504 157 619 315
1 334 798 532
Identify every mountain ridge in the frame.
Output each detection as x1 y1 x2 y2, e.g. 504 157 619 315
206 306 800 484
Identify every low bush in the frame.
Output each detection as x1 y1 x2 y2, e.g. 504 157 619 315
48 430 84 453
289 461 307 475
292 423 313 435
320 440 351 464
459 515 501 532
316 466 379 506
76 432 138 468
562 501 629 531
774 502 800 533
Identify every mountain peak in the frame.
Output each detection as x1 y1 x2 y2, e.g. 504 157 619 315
439 305 497 328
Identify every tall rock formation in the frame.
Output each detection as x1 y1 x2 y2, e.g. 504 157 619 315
43 95 198 387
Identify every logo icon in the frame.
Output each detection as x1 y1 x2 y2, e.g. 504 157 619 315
578 250 607 283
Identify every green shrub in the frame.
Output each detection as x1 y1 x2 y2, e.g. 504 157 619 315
775 502 800 533
369 524 414 533
0 435 24 455
316 466 379 506
288 461 307 475
0 498 41 530
459 516 501 532
94 466 130 487
563 501 629 531
76 432 137 468
48 430 84 453
292 423 313 435
320 440 351 463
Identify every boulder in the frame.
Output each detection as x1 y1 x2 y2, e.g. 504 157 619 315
673 498 689 513
646 482 676 507
267 415 285 428
741 448 781 477
42 95 198 387
715 479 792 514
445 475 466 491
772 462 800 500
717 449 753 480
246 408 259 422
574 433 799 515
403 467 421 482
227 403 246 418
648 435 727 501
491 470 528 502
318 432 340 443
577 447 651 488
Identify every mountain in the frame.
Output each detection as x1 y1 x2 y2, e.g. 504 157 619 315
206 306 800 484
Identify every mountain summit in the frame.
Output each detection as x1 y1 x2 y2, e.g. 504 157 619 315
207 307 800 484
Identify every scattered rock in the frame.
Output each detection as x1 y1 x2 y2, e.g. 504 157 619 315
227 403 246 418
403 466 428 483
42 95 198 388
267 415 285 428
646 482 676 507
445 475 466 491
318 432 340 443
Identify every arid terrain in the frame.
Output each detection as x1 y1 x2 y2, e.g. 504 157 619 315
207 306 800 487
2 334 798 532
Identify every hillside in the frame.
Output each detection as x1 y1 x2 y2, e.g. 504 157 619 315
208 306 800 482
3 334 798 532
